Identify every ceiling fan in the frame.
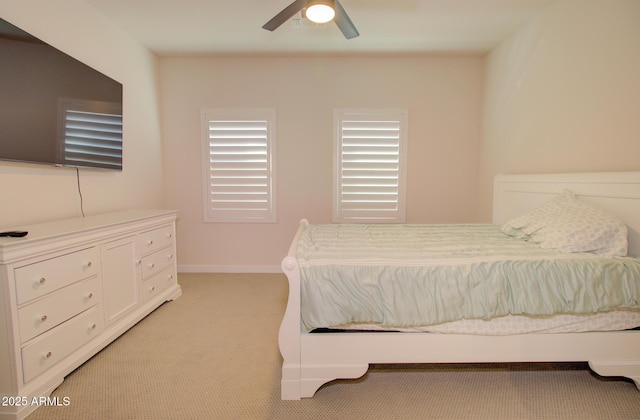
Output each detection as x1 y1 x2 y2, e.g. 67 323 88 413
262 0 359 39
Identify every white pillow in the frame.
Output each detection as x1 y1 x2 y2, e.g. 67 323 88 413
501 190 628 257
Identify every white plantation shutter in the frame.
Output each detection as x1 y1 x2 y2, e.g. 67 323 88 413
334 109 408 223
201 109 276 223
59 100 123 170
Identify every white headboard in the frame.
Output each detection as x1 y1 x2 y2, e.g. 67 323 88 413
492 172 640 257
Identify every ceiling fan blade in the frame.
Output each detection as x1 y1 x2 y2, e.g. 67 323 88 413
262 0 307 31
334 0 359 39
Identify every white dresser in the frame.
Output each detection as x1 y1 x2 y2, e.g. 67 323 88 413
0 210 181 420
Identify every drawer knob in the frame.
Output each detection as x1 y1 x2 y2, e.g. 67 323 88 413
37 277 46 285
86 292 94 299
167 254 173 260
149 263 155 269
43 351 52 359
84 261 93 268
147 240 154 246
150 286 156 292
89 323 97 331
40 315 48 322
166 233 172 238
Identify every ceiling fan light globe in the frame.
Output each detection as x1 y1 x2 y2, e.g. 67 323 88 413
305 4 335 23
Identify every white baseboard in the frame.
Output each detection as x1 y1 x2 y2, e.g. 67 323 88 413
177 265 282 274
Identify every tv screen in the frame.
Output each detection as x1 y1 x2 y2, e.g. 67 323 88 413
0 17 123 171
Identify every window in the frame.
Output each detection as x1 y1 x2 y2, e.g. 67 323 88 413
201 109 276 223
334 109 408 223
58 99 123 170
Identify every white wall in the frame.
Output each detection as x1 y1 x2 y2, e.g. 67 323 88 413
7 0 634 272
0 0 165 227
160 55 484 271
479 0 640 220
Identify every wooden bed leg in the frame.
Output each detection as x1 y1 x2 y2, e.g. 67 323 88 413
588 361 640 390
300 364 370 398
281 363 302 400
281 363 370 399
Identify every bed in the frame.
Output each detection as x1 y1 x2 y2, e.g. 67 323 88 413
278 171 640 399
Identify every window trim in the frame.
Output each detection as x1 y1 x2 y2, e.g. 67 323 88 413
333 109 408 223
201 109 276 223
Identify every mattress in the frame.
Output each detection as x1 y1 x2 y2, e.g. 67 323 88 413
326 310 640 335
297 223 640 332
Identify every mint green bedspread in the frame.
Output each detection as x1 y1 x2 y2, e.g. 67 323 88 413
297 224 640 331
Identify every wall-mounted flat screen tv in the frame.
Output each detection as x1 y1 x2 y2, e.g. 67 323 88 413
0 17 123 171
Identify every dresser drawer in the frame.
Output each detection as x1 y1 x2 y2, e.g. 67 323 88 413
21 306 103 383
14 247 99 305
138 225 174 256
141 267 176 303
18 276 100 343
141 245 175 279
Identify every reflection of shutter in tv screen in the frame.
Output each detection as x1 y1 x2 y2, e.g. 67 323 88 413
58 100 123 171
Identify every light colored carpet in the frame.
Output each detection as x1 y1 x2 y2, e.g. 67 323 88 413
29 273 640 419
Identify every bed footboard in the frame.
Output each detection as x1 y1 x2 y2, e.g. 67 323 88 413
279 220 369 399
279 255 368 399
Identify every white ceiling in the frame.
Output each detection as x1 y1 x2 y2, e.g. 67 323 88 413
85 0 557 55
